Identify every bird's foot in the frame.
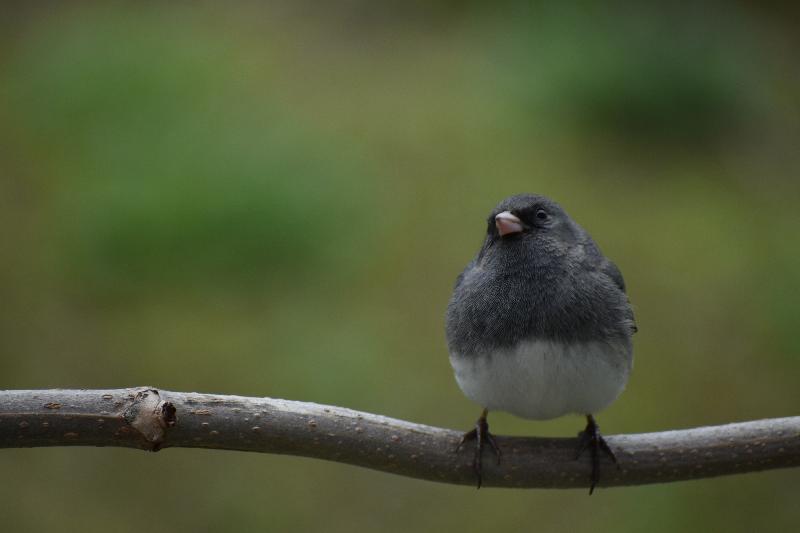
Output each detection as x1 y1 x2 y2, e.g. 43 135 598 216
456 408 501 488
575 414 617 495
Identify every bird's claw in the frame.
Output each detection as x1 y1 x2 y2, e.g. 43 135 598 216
576 415 617 495
456 409 500 488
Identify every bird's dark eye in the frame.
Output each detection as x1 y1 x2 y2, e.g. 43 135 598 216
535 209 549 221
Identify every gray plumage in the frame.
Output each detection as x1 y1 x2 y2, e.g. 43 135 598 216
446 193 636 421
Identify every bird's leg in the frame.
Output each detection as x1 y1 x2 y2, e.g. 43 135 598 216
456 408 501 488
576 414 618 495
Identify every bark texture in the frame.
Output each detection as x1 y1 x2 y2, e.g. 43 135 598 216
1 388 798 489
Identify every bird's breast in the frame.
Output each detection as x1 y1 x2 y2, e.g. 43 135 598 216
449 339 632 420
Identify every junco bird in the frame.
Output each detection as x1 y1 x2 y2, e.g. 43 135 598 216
446 193 636 493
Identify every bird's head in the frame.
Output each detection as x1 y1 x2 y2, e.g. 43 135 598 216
485 193 579 246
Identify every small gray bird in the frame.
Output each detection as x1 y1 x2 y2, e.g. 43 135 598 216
445 193 636 492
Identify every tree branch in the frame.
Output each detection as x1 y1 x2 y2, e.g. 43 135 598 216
1 388 798 489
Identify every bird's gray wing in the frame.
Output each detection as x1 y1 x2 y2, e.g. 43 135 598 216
600 259 626 293
582 244 638 334
600 259 638 334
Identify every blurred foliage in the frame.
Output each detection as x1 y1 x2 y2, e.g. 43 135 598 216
3 11 377 296
1 1 799 532
509 14 750 144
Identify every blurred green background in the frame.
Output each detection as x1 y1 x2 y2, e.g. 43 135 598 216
1 2 798 531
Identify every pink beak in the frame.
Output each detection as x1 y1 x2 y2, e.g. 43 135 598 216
495 211 523 236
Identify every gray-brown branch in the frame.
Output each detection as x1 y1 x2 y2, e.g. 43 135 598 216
1 388 798 489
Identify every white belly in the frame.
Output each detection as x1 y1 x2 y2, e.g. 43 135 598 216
450 339 631 420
